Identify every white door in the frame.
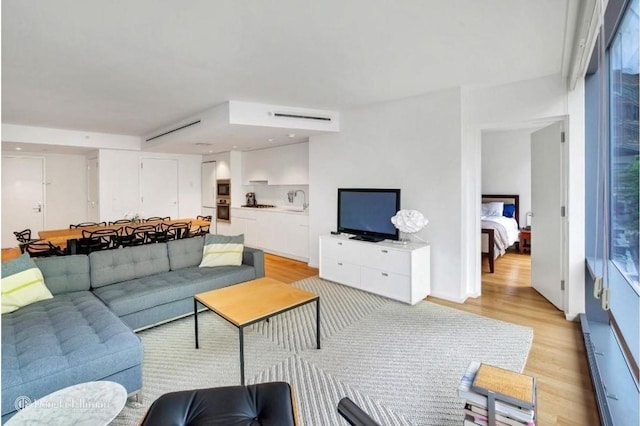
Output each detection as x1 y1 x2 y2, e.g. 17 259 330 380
87 157 100 222
530 121 565 310
140 158 179 219
2 156 45 248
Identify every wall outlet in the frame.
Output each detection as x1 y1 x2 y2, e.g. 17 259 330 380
601 287 610 311
593 276 603 299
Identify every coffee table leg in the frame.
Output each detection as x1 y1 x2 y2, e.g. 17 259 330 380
194 299 199 349
316 298 321 349
239 327 245 385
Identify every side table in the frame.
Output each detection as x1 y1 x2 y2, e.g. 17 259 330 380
519 229 531 254
6 381 127 425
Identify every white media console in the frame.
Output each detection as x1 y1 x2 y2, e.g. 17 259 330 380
319 234 430 305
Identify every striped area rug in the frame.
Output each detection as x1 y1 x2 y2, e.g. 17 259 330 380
112 277 532 425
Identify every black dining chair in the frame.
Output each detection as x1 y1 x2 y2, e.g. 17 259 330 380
109 219 132 226
196 215 212 222
193 224 210 237
70 221 106 229
164 222 191 240
24 241 65 258
76 229 118 254
13 229 40 244
118 225 155 247
146 223 170 243
144 216 171 222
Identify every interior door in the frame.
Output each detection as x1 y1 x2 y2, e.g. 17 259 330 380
1 156 45 247
87 157 100 222
530 121 565 310
201 161 216 208
140 158 179 219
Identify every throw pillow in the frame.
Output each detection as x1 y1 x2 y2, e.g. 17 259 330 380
1 253 53 314
199 234 244 268
503 203 516 218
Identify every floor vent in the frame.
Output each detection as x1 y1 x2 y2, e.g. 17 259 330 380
580 314 614 426
146 120 202 142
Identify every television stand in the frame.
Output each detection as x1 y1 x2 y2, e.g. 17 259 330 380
349 235 384 242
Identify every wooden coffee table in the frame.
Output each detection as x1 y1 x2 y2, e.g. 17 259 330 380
194 277 320 384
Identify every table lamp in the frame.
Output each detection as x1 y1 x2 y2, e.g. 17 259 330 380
391 209 428 244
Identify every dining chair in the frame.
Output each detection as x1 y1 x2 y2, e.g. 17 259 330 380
76 229 118 254
13 229 40 244
24 241 66 258
144 216 171 222
118 225 155 247
70 221 107 229
193 224 210 237
146 223 170 243
109 219 132 226
164 222 191 240
196 215 212 222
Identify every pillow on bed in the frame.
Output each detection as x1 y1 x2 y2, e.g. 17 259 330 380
482 202 504 217
503 203 516 218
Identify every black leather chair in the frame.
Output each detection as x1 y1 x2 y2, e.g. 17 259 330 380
140 382 297 426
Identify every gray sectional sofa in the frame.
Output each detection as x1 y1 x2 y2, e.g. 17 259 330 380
1 236 265 422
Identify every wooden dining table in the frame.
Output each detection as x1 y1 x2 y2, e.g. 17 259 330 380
38 218 211 251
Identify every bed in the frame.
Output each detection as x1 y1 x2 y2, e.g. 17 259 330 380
482 194 520 273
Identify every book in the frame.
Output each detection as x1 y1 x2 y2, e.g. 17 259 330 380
465 403 534 426
471 363 535 409
458 362 534 423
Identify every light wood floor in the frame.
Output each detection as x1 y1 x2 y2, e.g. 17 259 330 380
264 252 600 425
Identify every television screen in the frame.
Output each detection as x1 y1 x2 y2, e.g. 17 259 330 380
337 188 400 241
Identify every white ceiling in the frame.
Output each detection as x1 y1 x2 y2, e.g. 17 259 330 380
2 0 578 154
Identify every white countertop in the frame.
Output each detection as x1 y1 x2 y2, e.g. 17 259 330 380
232 206 309 215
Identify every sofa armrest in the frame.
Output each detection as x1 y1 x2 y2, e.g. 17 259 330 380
242 247 265 278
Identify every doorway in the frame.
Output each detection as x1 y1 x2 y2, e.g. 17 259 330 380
1 156 45 248
480 120 567 311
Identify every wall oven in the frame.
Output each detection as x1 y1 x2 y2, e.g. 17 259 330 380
216 179 230 197
216 198 230 223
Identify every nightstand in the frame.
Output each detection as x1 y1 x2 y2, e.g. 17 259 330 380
519 229 531 254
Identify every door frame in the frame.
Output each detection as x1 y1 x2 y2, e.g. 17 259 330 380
477 115 569 313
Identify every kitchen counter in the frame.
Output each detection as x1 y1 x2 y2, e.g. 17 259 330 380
234 206 309 215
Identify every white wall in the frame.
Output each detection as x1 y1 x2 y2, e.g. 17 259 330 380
98 149 202 221
481 128 534 222
310 87 464 302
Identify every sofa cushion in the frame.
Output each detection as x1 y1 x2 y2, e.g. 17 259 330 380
1 291 143 417
34 255 90 295
90 243 170 288
199 234 244 268
92 265 257 317
167 236 205 270
1 253 53 314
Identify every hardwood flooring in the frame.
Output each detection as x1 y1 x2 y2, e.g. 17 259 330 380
264 252 600 425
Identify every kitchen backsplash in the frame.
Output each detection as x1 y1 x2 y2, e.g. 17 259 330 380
241 184 309 207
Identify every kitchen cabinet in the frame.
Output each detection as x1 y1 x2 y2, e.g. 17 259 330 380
227 208 309 261
242 143 309 185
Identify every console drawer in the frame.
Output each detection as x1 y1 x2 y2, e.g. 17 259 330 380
320 259 360 288
361 267 410 302
360 245 410 275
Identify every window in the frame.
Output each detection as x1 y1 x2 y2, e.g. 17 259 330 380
609 0 639 290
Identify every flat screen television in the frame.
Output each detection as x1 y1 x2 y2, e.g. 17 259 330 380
337 188 401 242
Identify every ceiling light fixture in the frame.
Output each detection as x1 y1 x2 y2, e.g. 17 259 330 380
15 147 22 151
288 133 295 138
268 138 274 142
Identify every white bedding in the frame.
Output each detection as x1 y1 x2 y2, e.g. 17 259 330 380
481 215 519 246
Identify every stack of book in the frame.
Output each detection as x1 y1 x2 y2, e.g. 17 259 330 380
458 362 536 426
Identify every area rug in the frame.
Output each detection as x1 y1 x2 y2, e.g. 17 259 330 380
112 277 533 425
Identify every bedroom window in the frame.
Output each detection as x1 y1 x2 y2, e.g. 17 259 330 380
609 0 639 290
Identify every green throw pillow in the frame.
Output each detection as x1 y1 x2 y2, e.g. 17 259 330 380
1 252 53 314
199 234 244 268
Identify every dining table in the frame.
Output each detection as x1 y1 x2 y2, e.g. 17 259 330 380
38 218 211 252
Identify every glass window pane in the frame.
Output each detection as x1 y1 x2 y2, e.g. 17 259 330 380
610 0 639 289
